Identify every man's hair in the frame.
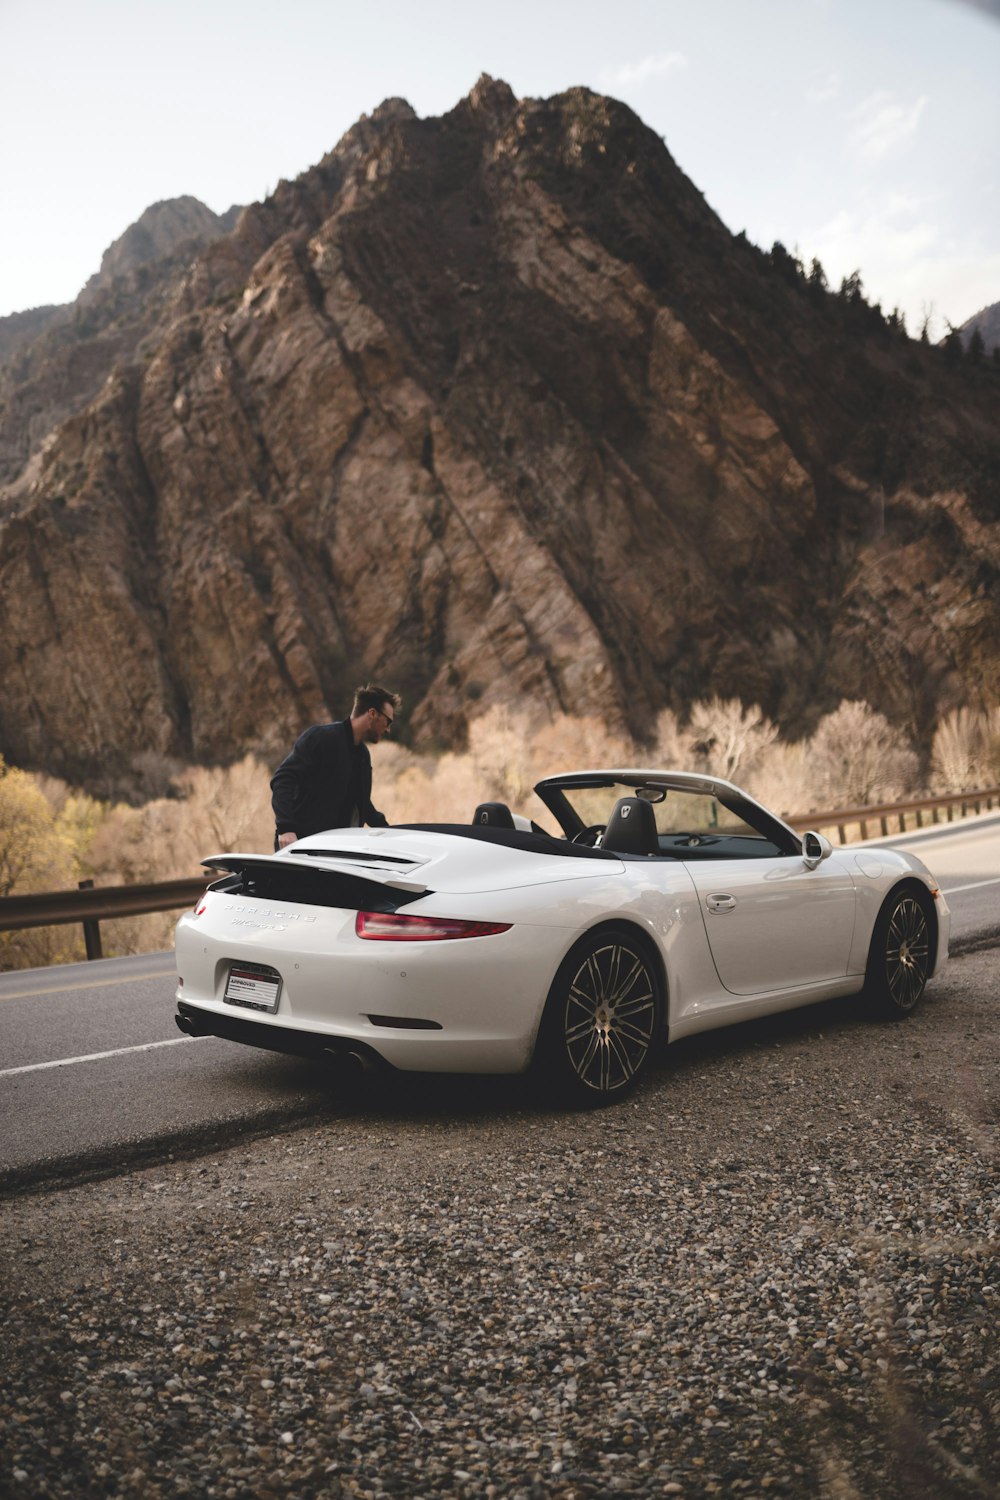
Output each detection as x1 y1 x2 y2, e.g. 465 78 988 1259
352 683 401 717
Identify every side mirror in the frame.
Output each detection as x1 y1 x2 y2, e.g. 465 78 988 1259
802 830 833 870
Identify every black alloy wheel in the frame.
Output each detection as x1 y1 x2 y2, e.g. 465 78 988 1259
867 889 932 1017
538 928 661 1104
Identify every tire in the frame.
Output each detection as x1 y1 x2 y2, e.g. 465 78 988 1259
534 926 662 1106
865 886 933 1018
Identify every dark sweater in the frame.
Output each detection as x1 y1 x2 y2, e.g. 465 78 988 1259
270 720 388 839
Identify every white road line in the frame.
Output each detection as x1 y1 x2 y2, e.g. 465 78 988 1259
0 1035 205 1079
940 877 1000 895
0 969 176 1003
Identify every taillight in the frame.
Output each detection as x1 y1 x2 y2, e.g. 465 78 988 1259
356 911 512 941
193 897 207 916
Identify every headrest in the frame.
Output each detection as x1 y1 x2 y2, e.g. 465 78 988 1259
601 796 658 856
472 801 516 829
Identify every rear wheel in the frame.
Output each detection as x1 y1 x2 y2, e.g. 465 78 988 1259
535 927 662 1105
866 887 932 1018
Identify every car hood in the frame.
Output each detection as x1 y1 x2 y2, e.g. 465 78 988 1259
204 828 624 896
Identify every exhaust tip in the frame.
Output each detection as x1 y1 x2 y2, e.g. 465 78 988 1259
175 1012 195 1036
322 1045 377 1080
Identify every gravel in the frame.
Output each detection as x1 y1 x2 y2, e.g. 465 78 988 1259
1 948 997 1499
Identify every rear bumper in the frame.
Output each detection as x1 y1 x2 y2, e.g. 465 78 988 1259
175 1001 387 1067
175 994 536 1073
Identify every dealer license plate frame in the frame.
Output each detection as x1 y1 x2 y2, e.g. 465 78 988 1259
224 961 282 1014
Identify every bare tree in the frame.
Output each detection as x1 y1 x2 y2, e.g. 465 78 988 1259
687 698 779 782
809 701 918 805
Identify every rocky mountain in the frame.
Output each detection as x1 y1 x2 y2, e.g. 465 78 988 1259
0 196 239 491
1 77 998 790
0 304 68 368
83 196 241 295
960 300 1000 354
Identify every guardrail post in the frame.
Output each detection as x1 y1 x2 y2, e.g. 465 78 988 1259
78 879 103 961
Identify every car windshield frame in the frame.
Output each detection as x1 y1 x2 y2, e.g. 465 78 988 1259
533 771 802 857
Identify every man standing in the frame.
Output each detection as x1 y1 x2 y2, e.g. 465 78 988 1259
270 684 400 849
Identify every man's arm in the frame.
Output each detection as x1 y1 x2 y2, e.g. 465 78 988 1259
270 759 303 838
357 744 389 827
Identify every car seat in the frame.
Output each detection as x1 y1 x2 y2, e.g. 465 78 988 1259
472 802 516 828
601 796 659 856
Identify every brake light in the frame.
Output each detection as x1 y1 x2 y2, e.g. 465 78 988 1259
355 911 512 941
193 897 207 916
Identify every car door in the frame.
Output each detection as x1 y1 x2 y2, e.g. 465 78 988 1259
684 851 858 996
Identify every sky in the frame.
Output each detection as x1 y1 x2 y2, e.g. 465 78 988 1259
1 0 998 337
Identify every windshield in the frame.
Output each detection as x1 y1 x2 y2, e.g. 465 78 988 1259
556 782 764 839
534 776 800 859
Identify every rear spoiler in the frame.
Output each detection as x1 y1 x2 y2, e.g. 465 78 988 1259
201 853 429 896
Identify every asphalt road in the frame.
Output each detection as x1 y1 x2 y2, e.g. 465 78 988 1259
0 816 996 1190
0 954 339 1188
869 810 1000 948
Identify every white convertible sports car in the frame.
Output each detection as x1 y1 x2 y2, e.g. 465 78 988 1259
175 771 949 1105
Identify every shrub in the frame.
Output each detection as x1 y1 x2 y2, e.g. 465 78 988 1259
931 708 987 791
930 706 1000 791
0 758 81 969
686 697 779 782
808 701 919 806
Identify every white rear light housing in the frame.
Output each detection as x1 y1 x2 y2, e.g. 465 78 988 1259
356 911 512 941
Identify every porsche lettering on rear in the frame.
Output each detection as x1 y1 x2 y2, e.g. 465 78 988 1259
224 903 316 924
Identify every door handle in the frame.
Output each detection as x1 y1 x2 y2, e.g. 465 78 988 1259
706 893 736 914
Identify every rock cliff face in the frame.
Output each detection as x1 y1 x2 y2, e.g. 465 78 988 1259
960 300 1000 354
0 304 68 368
1 78 999 787
83 196 241 295
0 196 239 490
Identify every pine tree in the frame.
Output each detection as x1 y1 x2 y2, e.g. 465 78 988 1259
942 325 964 365
806 258 828 307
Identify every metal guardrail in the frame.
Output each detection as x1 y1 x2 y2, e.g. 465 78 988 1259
0 786 997 960
0 876 207 960
785 786 1000 844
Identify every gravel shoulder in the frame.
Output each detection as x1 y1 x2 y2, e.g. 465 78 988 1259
2 949 997 1499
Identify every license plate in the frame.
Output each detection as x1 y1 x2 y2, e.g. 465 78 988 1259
224 962 282 1013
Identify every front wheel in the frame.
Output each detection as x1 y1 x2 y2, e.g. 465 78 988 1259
866 888 932 1018
535 928 662 1106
